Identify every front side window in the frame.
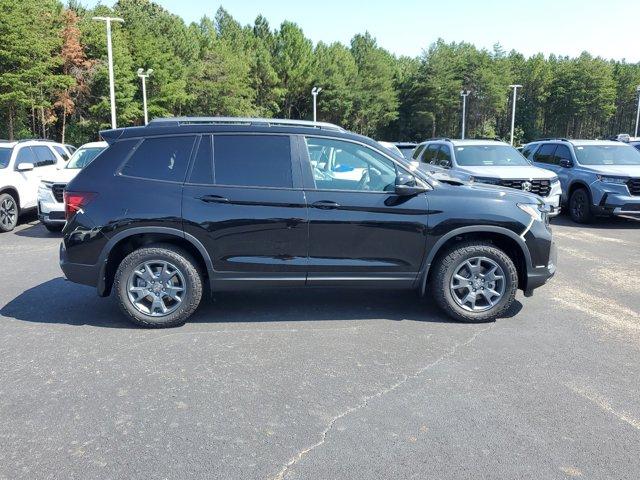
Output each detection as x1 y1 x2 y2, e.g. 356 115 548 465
32 146 57 166
412 144 426 160
306 137 397 192
574 145 640 166
0 148 12 169
533 144 557 165
15 146 37 167
436 145 452 167
66 146 106 169
121 135 196 182
213 135 292 188
422 144 440 164
553 145 573 165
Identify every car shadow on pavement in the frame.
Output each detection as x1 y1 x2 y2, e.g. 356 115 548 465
2 279 523 329
12 222 62 239
551 214 640 229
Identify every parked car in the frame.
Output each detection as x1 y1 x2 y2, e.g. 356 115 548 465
0 139 71 232
629 138 640 151
60 117 556 328
394 142 417 160
37 141 107 232
412 139 562 216
377 141 404 157
522 138 640 223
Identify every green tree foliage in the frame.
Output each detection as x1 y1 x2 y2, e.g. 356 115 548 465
1 1 639 145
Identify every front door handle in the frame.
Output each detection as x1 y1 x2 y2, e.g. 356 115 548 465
198 194 229 204
311 200 340 210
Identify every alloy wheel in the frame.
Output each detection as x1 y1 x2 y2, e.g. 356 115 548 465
450 256 506 312
0 197 17 229
126 260 186 317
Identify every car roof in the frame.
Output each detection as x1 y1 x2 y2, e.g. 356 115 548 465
419 139 508 147
527 139 625 147
79 141 108 148
100 117 384 152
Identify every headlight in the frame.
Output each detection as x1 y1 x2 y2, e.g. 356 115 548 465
597 175 627 185
470 176 501 185
517 203 545 222
551 177 560 186
38 181 52 192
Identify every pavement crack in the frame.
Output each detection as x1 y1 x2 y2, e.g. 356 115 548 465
270 323 495 480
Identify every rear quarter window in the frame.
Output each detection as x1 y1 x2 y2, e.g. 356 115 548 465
120 135 196 182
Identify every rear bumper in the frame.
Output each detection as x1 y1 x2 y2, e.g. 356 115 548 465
524 240 556 296
59 242 100 288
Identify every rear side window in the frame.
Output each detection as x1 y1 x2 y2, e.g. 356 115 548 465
32 146 57 166
54 146 70 161
121 135 196 182
214 135 292 188
534 144 557 164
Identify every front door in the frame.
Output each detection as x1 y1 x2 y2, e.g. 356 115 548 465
301 136 430 287
182 134 308 289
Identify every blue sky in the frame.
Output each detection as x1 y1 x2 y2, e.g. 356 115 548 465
84 0 639 61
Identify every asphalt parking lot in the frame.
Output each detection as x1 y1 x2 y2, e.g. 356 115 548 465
1 214 639 480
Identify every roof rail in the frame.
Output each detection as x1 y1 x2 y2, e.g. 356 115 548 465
425 137 452 142
147 117 346 132
534 137 571 142
16 138 54 143
468 136 503 141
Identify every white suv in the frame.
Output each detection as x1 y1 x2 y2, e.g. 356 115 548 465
413 139 562 216
0 140 71 232
38 141 107 231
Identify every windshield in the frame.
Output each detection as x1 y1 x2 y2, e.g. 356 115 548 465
65 146 105 169
455 145 530 167
574 145 640 165
0 147 12 169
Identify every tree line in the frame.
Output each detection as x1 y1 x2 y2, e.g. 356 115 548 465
1 0 639 146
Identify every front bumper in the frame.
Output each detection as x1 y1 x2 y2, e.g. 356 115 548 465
524 240 556 296
591 183 640 216
543 194 561 217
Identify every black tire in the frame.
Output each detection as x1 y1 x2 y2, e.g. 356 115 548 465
43 222 63 233
430 241 518 323
569 188 593 224
0 193 19 233
113 244 203 328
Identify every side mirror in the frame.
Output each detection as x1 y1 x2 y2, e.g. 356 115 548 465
395 173 427 196
559 159 573 168
16 162 34 172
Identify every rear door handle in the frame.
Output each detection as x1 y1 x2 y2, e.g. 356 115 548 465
311 200 340 210
198 194 229 204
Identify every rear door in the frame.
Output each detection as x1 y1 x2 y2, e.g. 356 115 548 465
182 133 308 288
301 136 429 287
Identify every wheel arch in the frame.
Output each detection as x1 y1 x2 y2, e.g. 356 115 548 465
419 226 531 296
567 181 592 203
97 227 214 297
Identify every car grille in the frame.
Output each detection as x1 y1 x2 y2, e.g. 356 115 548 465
627 178 640 196
52 183 66 203
498 179 551 197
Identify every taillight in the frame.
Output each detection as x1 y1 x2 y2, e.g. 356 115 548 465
64 191 96 219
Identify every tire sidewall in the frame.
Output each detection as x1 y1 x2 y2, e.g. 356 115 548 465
569 188 591 223
114 247 202 328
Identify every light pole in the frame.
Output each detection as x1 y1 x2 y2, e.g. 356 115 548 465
635 85 640 138
137 68 153 125
311 87 322 123
509 84 523 145
460 90 470 139
93 16 124 129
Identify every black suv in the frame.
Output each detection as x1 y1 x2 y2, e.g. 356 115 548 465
60 117 556 328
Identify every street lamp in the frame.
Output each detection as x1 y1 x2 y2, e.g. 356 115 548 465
93 16 124 129
509 84 523 145
460 90 470 139
137 68 153 125
311 87 322 123
635 85 640 138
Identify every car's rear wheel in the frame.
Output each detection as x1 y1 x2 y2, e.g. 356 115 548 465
114 244 203 328
569 188 593 223
0 193 18 233
431 242 518 323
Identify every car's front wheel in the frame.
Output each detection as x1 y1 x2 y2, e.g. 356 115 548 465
431 242 518 323
113 244 203 328
569 188 593 223
0 193 18 233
